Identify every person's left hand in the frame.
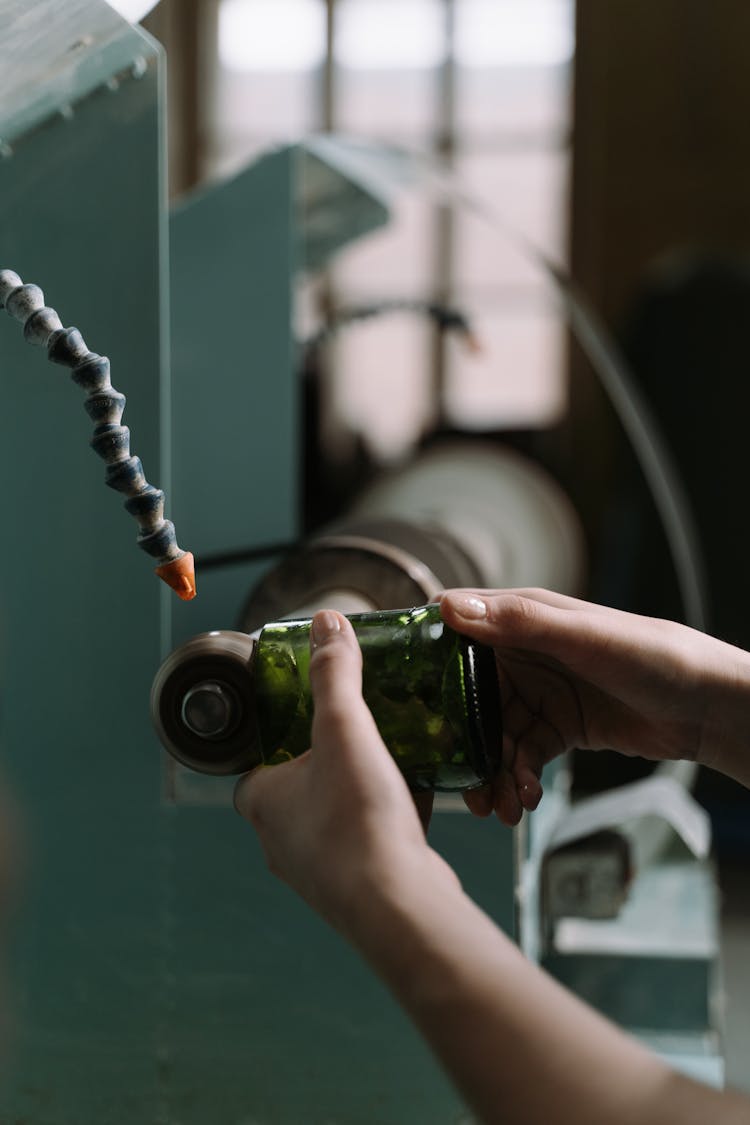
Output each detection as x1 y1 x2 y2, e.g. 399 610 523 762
234 610 457 938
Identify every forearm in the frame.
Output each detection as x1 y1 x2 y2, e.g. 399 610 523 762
698 637 750 789
346 852 749 1125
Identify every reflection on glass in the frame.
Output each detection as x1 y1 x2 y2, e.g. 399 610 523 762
219 0 326 72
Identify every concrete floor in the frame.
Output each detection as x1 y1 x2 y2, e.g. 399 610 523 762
719 862 750 1092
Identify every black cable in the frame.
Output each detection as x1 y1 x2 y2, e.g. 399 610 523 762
302 298 481 356
194 540 300 572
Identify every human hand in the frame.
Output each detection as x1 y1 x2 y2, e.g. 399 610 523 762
440 588 750 825
234 610 458 938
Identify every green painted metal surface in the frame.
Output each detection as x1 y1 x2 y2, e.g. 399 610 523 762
0 4 168 1121
0 0 155 148
149 805 512 1124
299 139 390 273
169 147 298 648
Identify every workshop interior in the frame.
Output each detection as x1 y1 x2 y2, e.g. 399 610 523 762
1 0 749 1120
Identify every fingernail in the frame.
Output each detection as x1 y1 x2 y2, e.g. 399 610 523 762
451 594 487 620
311 610 341 649
520 780 543 811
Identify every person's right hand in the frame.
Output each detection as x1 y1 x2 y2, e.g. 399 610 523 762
440 588 750 825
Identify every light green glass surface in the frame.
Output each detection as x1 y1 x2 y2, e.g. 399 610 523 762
254 604 501 791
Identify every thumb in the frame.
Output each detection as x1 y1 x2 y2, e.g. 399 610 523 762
308 611 380 750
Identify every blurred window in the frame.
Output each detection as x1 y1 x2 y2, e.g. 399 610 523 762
212 0 575 458
335 0 445 70
219 0 327 71
455 0 574 69
213 0 326 173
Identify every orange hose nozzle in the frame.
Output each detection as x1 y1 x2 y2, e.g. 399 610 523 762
155 552 197 601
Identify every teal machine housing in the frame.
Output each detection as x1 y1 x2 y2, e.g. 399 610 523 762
0 4 514 1121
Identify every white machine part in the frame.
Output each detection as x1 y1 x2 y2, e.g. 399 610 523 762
350 441 585 595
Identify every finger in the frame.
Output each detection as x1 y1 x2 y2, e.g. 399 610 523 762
233 753 310 824
506 711 559 809
505 705 565 769
440 590 606 667
309 611 361 710
492 767 524 827
501 691 537 750
412 791 434 834
440 587 613 616
463 784 494 818
515 760 544 810
308 611 380 751
310 607 377 720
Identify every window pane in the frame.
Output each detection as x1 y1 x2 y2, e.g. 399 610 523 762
455 0 574 139
335 0 445 70
329 317 434 460
219 0 326 72
211 71 320 176
334 69 438 136
211 0 324 176
331 194 436 299
455 0 574 69
456 65 572 139
445 307 567 429
333 0 443 136
453 150 571 291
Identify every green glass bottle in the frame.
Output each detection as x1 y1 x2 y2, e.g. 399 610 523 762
153 604 502 791
254 604 501 791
